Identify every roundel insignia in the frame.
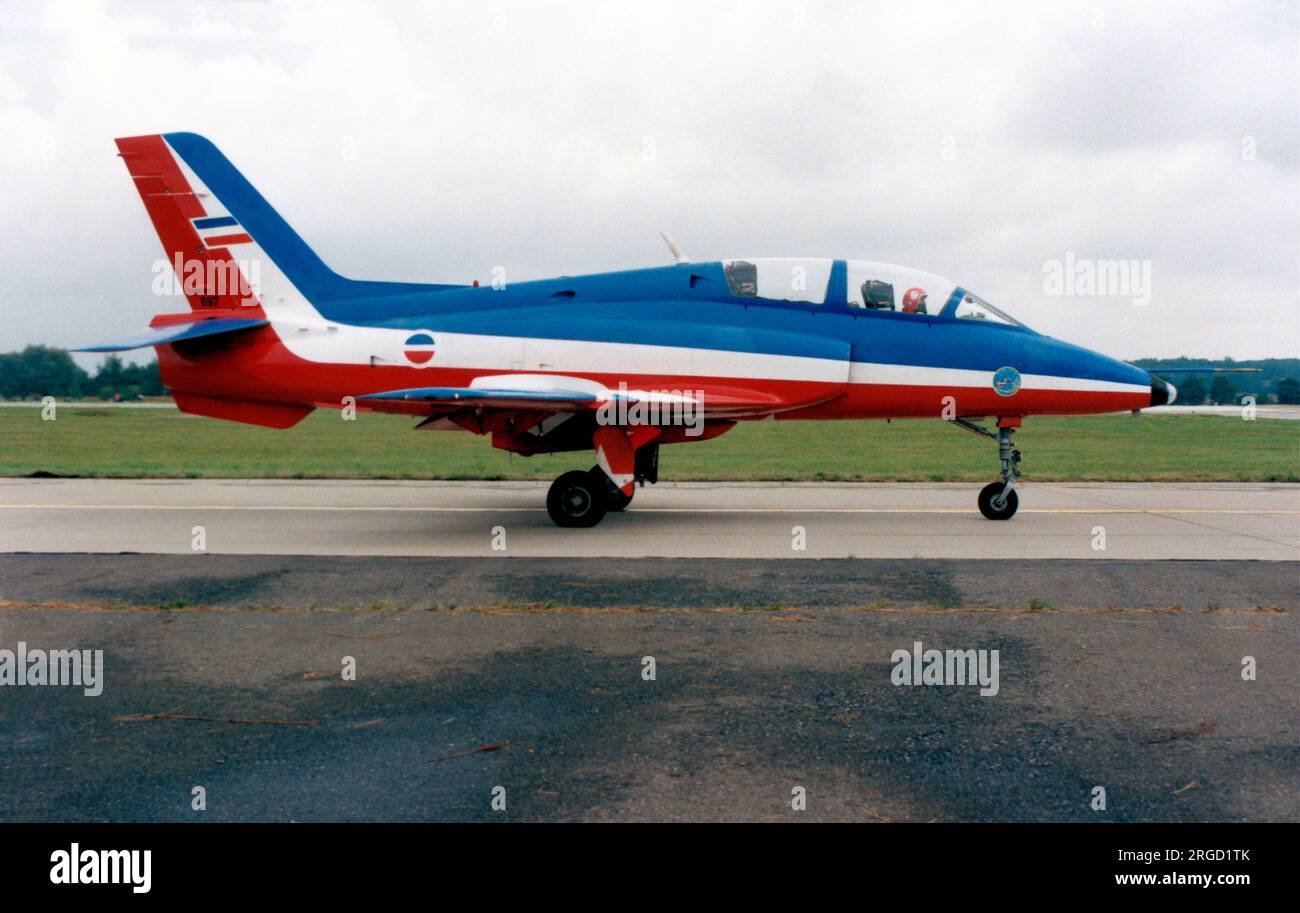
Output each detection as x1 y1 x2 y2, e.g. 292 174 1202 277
404 332 436 366
993 366 1022 397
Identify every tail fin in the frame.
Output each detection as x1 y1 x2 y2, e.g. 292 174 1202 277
116 133 268 313
115 132 460 316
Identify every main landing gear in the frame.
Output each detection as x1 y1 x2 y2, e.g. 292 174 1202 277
545 444 658 527
951 419 1022 521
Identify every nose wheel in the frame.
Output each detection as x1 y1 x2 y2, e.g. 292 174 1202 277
978 481 1019 520
948 418 1023 520
980 424 1022 520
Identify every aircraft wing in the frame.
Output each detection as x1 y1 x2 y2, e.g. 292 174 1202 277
359 374 839 418
360 384 603 412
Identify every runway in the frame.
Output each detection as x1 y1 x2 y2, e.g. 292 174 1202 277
3 478 1296 822
2 478 1298 560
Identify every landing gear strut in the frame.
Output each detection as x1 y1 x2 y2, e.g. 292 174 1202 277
950 419 1022 521
979 425 1021 520
591 465 633 511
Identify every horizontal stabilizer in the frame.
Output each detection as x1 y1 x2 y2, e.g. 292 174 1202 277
74 318 268 352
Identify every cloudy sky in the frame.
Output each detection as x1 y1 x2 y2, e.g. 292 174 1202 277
1 0 1296 367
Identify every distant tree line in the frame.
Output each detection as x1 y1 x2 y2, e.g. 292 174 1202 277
0 346 166 400
1134 357 1300 405
1167 373 1300 406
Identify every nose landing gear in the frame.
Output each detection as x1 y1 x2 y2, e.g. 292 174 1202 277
950 418 1023 520
977 425 1021 520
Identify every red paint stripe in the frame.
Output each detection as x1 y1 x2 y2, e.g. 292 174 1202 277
204 233 253 246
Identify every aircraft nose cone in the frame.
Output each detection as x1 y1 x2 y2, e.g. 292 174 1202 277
1149 377 1177 407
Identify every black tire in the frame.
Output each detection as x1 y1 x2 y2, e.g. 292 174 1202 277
547 471 608 528
590 465 634 511
978 482 1019 520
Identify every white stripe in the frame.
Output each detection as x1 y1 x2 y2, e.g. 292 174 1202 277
850 361 1147 394
198 227 245 241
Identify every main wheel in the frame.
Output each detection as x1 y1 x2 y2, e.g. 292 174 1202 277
590 465 634 511
547 471 608 528
977 482 1019 520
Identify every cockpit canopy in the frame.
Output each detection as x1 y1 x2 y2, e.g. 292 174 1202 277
720 258 1026 328
722 257 835 304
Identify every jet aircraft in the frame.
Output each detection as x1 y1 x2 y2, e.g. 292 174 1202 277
83 133 1177 527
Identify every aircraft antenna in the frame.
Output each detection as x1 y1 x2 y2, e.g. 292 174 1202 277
659 231 690 265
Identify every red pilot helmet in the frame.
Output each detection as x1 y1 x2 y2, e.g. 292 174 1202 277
901 287 928 314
